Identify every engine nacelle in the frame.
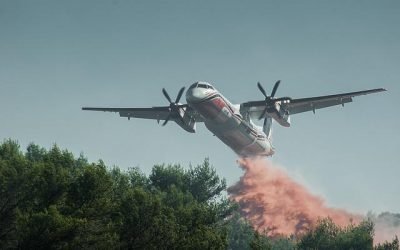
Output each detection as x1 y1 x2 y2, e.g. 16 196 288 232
175 108 196 133
270 102 291 127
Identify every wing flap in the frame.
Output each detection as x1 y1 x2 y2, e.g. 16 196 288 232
118 110 170 120
287 97 352 114
82 105 204 122
82 107 170 120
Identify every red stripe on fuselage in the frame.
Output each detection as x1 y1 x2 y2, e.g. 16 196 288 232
191 94 232 120
212 97 226 110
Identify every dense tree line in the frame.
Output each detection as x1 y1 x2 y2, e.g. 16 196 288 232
0 140 398 249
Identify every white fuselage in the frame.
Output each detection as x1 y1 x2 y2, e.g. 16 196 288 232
186 82 274 156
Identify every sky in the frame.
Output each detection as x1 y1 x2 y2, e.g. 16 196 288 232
0 0 399 214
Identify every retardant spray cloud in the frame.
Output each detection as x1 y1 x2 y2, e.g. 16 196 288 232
227 157 360 236
228 157 400 243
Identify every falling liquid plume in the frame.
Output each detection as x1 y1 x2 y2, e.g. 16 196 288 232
228 157 360 236
228 157 400 243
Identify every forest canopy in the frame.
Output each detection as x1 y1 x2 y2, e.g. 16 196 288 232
0 139 398 249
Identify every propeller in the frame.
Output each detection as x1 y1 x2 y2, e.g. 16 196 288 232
161 87 186 126
257 80 281 119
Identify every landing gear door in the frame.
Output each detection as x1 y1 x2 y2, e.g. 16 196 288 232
263 116 272 140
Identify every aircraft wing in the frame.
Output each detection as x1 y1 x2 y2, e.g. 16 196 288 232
82 105 205 122
285 88 386 115
242 88 386 116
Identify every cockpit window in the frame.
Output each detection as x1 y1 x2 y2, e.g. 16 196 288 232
198 83 214 89
198 83 207 89
189 82 214 90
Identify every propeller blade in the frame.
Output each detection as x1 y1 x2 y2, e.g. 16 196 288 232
175 87 185 103
270 80 281 97
178 115 185 125
162 88 172 103
258 107 268 120
257 82 268 98
161 87 188 127
162 115 170 126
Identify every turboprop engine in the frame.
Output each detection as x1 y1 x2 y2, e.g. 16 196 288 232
257 81 291 127
161 87 196 133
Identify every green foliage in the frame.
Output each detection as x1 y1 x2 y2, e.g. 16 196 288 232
145 158 231 249
150 164 186 191
0 141 232 249
15 205 84 249
186 158 227 203
374 236 399 250
225 212 297 250
270 237 297 250
298 217 374 250
250 231 273 250
226 212 255 250
118 187 178 249
0 140 29 249
0 140 398 249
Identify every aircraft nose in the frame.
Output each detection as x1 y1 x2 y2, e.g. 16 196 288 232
186 87 207 103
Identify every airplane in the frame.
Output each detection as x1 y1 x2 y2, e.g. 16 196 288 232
82 81 386 157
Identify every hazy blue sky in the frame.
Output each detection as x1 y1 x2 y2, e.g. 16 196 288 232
1 0 399 214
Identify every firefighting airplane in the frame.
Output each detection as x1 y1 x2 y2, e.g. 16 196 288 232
82 81 385 156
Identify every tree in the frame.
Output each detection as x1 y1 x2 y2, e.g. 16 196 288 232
118 187 178 249
374 236 399 250
0 142 120 249
226 212 255 250
2 140 395 249
186 158 227 203
0 140 29 248
250 231 272 250
298 217 374 250
149 164 186 192
146 160 231 249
